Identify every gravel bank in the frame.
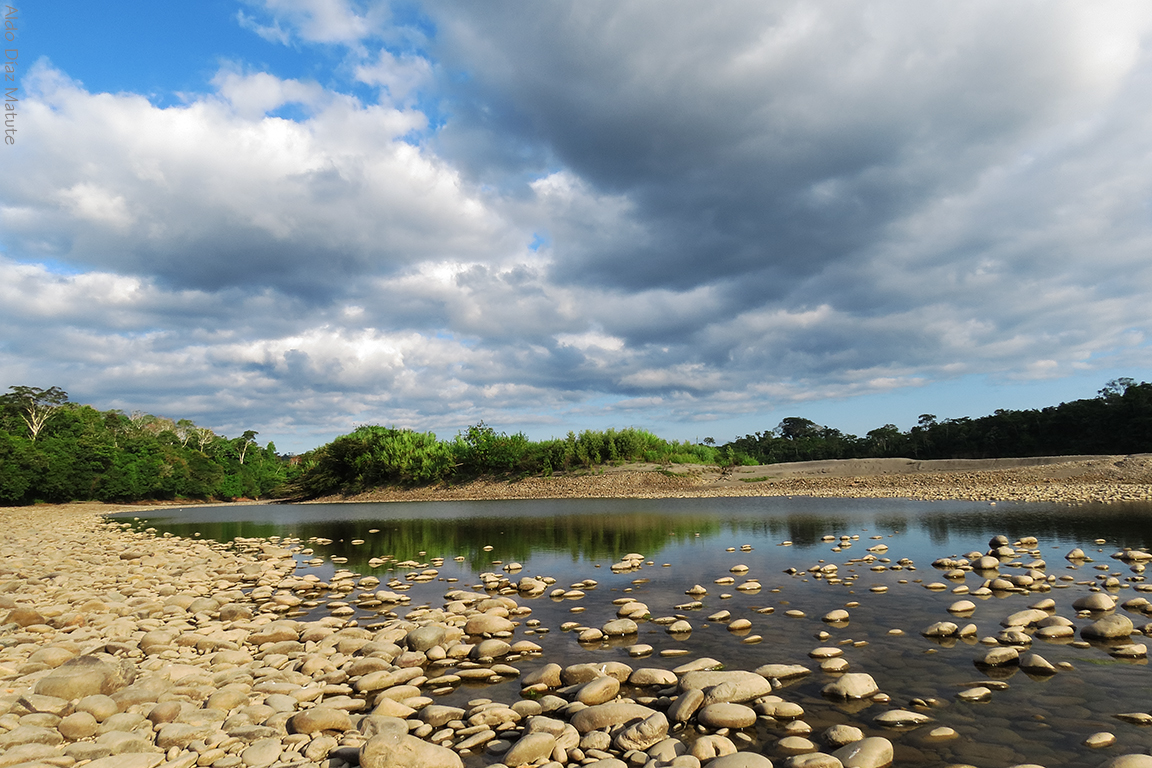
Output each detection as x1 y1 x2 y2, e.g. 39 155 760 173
315 455 1152 505
1 504 893 768
4 497 1152 768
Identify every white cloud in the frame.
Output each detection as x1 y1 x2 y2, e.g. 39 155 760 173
239 0 386 45
3 62 513 297
354 49 432 105
4 3 1152 451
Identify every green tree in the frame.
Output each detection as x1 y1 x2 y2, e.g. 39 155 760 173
2 386 69 441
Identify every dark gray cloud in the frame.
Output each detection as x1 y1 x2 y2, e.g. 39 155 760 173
2 2 1152 452
427 2 1122 297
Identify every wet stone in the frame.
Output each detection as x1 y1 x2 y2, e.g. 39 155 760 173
833 737 894 768
697 703 757 729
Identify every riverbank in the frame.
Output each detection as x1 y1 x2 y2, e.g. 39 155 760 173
6 484 1152 767
312 454 1152 505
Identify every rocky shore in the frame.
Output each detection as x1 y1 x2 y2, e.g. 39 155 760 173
5 495 1152 768
315 455 1152 505
0 504 876 768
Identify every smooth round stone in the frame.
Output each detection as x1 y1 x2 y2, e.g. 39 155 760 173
241 738 283 767
288 707 353 734
577 676 621 705
777 735 818 753
1098 756 1152 768
208 688 250 712
1085 614 1135 639
873 710 932 727
822 725 864 748
1073 593 1116 611
504 733 558 767
465 614 515 635
784 753 844 768
979 647 1019 666
668 689 705 724
360 729 464 768
571 703 658 733
708 753 774 768
603 619 639 636
1 744 61 765
697 703 757 729
823 610 850 623
34 658 129 700
809 647 843 659
58 711 99 739
821 674 878 700
756 664 811 681
420 705 466 727
1084 732 1116 748
833 736 894 768
523 664 562 688
668 620 693 634
821 658 849 673
729 619 753 632
630 668 678 687
628 645 654 658
473 638 512 658
1111 644 1148 658
925 727 957 741
786 610 807 618
1019 653 1057 674
784 721 812 735
1036 625 1075 639
956 687 991 702
614 712 670 752
755 699 805 719
78 695 121 722
948 601 976 613
921 622 958 638
1003 609 1048 627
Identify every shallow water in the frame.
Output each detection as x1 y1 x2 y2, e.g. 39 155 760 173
123 496 1152 768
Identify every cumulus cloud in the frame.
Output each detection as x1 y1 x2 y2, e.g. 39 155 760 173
2 62 513 300
3 1 1152 450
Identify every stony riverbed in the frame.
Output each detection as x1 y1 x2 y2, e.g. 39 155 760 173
3 504 1152 768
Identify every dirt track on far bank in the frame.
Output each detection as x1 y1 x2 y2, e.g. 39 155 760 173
309 454 1152 505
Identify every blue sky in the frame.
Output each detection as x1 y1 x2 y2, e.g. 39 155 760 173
3 1 1152 453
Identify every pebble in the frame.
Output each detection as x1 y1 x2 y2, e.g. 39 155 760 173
1084 732 1116 748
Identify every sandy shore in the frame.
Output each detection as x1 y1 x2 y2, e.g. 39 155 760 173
312 454 1152 506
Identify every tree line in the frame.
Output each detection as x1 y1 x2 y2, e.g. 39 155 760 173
0 386 287 505
721 378 1152 464
2 378 1149 504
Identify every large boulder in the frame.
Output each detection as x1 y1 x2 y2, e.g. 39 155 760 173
34 656 136 700
1083 614 1134 640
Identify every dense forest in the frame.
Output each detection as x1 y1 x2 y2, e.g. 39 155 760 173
0 378 1149 504
0 386 287 505
723 378 1152 464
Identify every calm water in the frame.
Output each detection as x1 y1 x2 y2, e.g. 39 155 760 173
120 496 1152 768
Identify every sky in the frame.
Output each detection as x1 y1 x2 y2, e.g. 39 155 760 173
3 1 1152 453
